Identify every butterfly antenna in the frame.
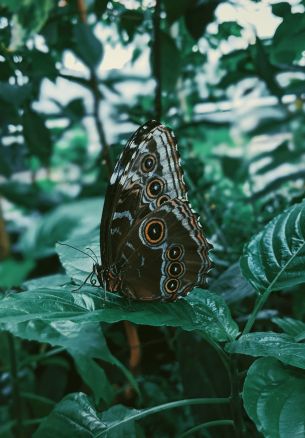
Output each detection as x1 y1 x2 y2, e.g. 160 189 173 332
85 247 99 264
72 271 94 292
56 241 97 265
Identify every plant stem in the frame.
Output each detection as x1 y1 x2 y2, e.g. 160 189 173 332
90 69 113 176
179 419 234 438
153 0 162 120
242 290 270 334
230 357 247 438
7 333 22 438
96 397 231 437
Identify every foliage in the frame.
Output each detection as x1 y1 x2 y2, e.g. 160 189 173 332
0 0 305 437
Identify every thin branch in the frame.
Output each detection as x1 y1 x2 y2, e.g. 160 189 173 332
7 333 23 438
153 0 162 120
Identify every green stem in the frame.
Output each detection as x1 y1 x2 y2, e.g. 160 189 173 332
96 397 231 437
7 333 22 438
230 358 247 438
179 419 234 438
153 0 162 120
243 291 270 334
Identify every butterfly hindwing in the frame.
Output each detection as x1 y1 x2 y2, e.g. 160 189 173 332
116 199 212 301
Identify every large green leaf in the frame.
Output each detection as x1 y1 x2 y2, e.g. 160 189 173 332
243 358 305 438
73 23 103 69
2 0 54 49
22 109 52 165
271 13 305 64
226 332 305 370
272 316 305 340
0 286 238 342
20 198 101 258
240 201 305 293
211 262 254 304
0 259 34 288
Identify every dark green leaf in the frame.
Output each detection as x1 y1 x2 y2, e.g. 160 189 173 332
0 286 238 342
94 0 109 18
240 201 305 293
74 356 114 404
0 259 34 289
0 82 32 106
20 198 101 258
119 10 144 41
164 0 189 24
219 155 248 183
22 109 52 164
226 332 305 370
33 392 125 437
157 31 181 91
211 262 255 304
217 21 243 38
272 2 291 18
184 0 219 40
243 358 305 438
272 316 305 341
73 23 103 69
271 13 305 64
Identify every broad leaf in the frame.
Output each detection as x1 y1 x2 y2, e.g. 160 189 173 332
240 201 305 293
0 259 34 289
243 358 305 438
272 317 305 342
20 198 101 258
73 23 103 69
22 109 52 165
0 287 238 342
211 262 254 304
226 332 305 370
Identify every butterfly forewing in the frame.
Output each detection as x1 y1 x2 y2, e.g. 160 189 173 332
100 121 187 268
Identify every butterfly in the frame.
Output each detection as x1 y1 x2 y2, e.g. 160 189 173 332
94 120 213 302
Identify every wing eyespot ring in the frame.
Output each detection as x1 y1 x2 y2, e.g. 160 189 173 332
143 219 165 245
167 261 185 278
157 194 170 207
141 154 156 173
166 244 184 261
164 278 180 294
146 178 164 199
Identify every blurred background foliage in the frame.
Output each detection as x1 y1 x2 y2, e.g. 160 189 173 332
0 0 305 436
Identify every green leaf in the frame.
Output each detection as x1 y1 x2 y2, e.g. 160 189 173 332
119 10 144 41
0 286 238 342
33 393 130 437
0 259 34 289
243 358 305 438
272 317 305 341
20 198 101 258
74 356 114 404
2 0 54 50
217 21 243 38
0 82 32 106
184 0 218 40
240 201 305 293
164 0 189 24
211 262 254 304
226 332 305 370
22 109 52 165
272 2 291 18
271 13 305 64
160 31 181 91
73 23 103 69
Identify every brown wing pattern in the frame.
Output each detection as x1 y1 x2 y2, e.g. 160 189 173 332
117 199 212 302
100 121 187 267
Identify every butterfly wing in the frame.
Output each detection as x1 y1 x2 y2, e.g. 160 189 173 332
100 121 187 268
116 199 212 301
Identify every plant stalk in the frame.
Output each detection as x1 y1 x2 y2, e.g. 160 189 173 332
153 0 162 120
7 333 23 438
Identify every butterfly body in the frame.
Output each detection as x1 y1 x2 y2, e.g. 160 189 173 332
96 121 212 302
